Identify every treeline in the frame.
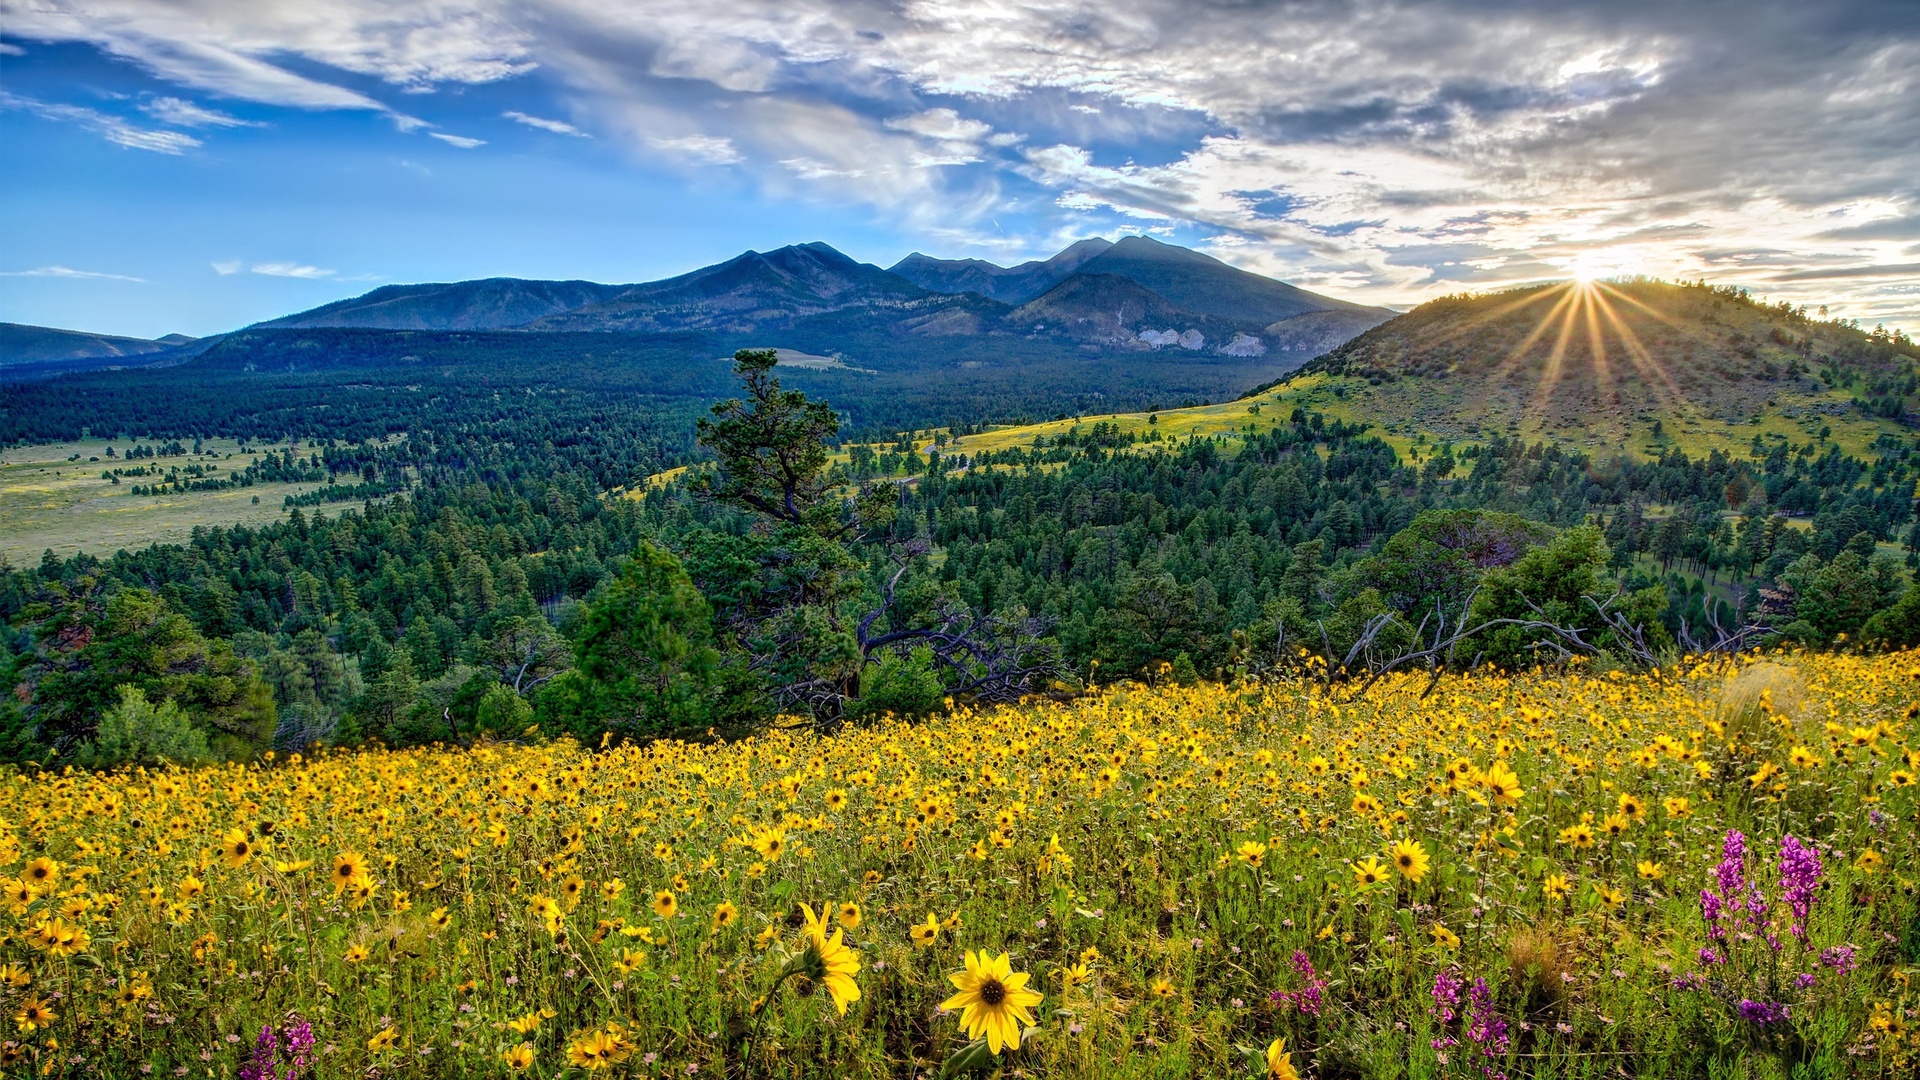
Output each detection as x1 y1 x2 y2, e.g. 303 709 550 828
1 356 1916 769
868 414 1918 679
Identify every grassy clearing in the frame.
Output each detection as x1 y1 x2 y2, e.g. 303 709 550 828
929 370 1910 473
3 652 1916 1077
0 439 358 565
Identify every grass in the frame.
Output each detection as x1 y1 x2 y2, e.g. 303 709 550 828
0 439 373 565
3 651 1916 1077
921 368 1911 475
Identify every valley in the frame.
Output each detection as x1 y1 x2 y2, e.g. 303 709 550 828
0 437 405 563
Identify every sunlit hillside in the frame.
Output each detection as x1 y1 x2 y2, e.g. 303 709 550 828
1294 279 1920 459
829 281 1918 477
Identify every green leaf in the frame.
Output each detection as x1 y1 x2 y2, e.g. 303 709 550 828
937 1037 998 1078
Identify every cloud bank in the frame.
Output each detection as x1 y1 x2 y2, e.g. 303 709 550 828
4 0 1918 326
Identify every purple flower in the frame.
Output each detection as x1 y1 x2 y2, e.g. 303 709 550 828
1819 945 1857 973
1464 977 1511 1080
1272 950 1327 1015
1432 969 1464 1017
238 1023 277 1080
1706 829 1773 947
1467 977 1511 1055
286 1017 315 1077
1736 999 1790 1025
1431 968 1464 1050
238 1015 315 1080
1699 889 1725 938
1716 830 1749 901
1778 835 1824 942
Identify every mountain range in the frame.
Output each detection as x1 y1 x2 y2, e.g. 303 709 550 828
0 237 1393 378
261 235 1392 351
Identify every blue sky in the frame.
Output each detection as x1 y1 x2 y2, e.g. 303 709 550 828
3 1 1918 339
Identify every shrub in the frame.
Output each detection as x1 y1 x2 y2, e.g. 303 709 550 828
75 685 214 768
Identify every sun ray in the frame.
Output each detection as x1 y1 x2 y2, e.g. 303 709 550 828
1588 285 1687 406
1579 286 1617 424
1528 285 1587 420
1493 283 1582 382
1407 282 1575 359
1593 280 1684 329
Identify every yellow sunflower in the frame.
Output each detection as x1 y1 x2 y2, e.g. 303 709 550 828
799 903 862 1015
911 913 941 949
1389 838 1430 882
940 950 1043 1055
332 852 369 893
14 997 55 1033
1266 1037 1300 1080
220 828 255 868
1352 856 1389 887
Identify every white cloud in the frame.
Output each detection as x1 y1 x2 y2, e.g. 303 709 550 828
0 43 24 56
0 265 145 282
646 134 743 166
141 96 257 128
211 260 242 275
251 262 335 279
504 110 586 136
1 91 202 153
7 1 1920 328
886 108 992 144
0 1 526 111
428 131 485 148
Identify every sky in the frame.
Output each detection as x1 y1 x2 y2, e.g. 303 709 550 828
2 0 1918 340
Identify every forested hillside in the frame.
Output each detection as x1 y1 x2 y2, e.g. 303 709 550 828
2 345 1914 766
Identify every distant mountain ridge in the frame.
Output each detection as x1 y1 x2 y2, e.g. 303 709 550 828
0 322 203 380
250 236 1392 362
0 323 193 366
259 279 626 331
5 238 1394 384
525 242 926 333
889 238 1114 303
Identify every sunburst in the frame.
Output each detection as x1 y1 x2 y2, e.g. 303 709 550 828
1438 276 1687 434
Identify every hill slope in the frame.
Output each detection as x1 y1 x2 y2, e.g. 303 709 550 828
1280 279 1919 456
260 279 626 331
527 243 927 333
0 322 202 380
893 235 1394 362
924 279 1920 466
1073 235 1383 327
0 322 188 367
1009 273 1247 349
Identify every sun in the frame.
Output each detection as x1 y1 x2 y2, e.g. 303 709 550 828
1562 247 1645 284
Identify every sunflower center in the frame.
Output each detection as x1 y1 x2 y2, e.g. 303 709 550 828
979 978 1007 1006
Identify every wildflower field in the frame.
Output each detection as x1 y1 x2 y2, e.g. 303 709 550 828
2 653 1918 1079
